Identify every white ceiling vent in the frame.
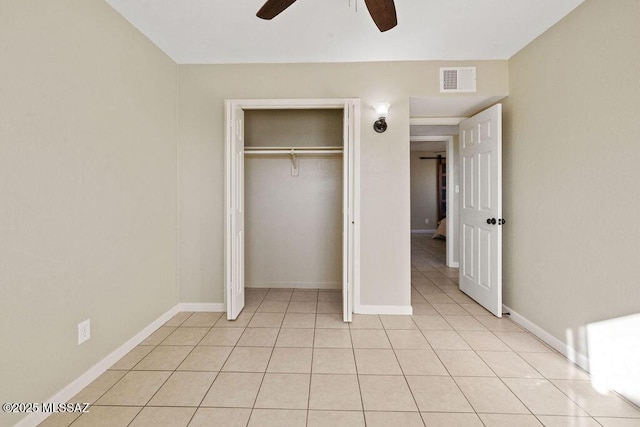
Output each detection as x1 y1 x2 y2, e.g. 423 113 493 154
440 67 477 93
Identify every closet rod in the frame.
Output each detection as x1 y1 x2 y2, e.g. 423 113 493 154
245 149 343 155
244 146 343 151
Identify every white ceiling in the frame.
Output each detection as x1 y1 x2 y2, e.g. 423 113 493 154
104 0 584 64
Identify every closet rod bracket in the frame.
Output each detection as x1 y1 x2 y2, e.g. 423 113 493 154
290 149 299 177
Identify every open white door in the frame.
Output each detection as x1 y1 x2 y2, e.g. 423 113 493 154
225 104 245 320
459 104 503 317
342 101 355 322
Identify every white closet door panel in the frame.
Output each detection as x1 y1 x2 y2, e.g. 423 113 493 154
343 102 355 322
227 106 245 320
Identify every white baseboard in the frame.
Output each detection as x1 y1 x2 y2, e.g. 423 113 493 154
355 304 413 315
178 302 225 312
411 229 436 234
17 305 181 427
246 281 341 290
503 304 590 371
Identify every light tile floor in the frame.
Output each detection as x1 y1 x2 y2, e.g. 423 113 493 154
40 236 640 426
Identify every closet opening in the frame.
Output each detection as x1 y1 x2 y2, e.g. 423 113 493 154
225 99 359 323
244 109 344 291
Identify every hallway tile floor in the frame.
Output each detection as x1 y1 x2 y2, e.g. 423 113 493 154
39 236 640 426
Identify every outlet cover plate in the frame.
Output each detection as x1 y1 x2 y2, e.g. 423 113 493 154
78 319 90 345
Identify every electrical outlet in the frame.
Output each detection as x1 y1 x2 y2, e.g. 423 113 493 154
425 219 429 224
78 319 90 345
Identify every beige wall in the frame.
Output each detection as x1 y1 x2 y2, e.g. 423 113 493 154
410 151 439 231
177 61 508 308
503 0 640 359
12 0 638 418
244 109 343 288
244 109 344 147
0 1 177 425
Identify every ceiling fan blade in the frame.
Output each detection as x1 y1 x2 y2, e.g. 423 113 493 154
257 0 298 20
363 0 397 32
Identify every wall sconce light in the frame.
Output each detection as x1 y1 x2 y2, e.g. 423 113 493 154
373 103 390 133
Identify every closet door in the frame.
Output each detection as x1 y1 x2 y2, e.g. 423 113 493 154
226 105 245 320
342 102 355 322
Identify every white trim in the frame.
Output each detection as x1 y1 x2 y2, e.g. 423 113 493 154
445 135 457 268
355 305 413 315
503 304 590 371
225 98 361 319
178 302 225 312
410 117 467 126
226 98 349 110
17 305 181 427
352 101 362 322
342 100 355 323
410 135 452 143
223 101 233 316
411 229 436 234
246 282 341 290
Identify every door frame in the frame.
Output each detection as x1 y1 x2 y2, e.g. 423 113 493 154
224 98 361 321
445 135 458 268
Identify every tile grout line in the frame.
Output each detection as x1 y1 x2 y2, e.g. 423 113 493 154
349 315 367 422
248 289 291 422
305 296 318 426
124 312 197 427
189 313 236 424
243 291 267 425
135 312 207 424
381 318 426 424
56 236 626 426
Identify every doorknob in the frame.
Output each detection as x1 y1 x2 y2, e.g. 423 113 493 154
486 218 496 225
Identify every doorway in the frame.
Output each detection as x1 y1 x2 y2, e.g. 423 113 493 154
410 98 504 317
224 98 360 322
410 132 458 268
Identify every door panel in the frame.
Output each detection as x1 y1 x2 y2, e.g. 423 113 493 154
462 223 474 279
342 101 355 322
459 104 502 317
479 119 492 141
462 156 475 209
479 227 491 289
227 106 245 320
479 152 492 211
462 127 474 148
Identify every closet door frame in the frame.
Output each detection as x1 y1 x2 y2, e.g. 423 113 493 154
224 98 360 321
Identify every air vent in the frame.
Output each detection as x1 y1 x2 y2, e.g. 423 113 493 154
440 67 477 93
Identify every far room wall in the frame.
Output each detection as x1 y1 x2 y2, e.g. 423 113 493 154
410 151 440 232
177 61 509 309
